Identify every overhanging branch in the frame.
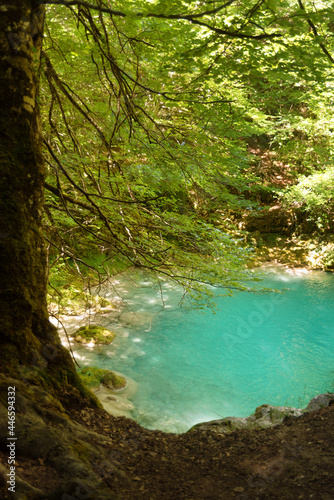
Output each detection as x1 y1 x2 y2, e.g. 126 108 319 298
40 0 238 20
40 0 126 16
40 0 283 40
297 0 334 64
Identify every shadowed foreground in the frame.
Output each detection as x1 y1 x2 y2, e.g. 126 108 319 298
0 374 333 499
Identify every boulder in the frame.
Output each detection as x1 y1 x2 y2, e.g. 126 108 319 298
102 371 127 391
190 404 304 434
243 206 292 234
306 393 334 412
190 393 334 435
78 367 126 391
72 325 116 345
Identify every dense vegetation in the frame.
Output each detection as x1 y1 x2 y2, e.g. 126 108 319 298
41 0 334 307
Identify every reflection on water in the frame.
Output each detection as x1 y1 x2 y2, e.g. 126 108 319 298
70 267 334 433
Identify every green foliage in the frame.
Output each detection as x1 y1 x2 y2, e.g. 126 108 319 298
41 0 334 302
282 167 334 230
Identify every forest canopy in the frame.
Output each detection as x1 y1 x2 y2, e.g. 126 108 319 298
39 0 334 304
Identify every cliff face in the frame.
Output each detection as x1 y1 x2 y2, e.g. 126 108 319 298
1 378 333 499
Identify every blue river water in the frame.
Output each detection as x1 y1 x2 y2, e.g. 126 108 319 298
73 267 334 433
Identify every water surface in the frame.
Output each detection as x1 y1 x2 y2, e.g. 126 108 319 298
73 267 334 433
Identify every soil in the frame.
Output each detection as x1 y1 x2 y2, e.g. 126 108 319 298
2 401 333 499
68 404 334 499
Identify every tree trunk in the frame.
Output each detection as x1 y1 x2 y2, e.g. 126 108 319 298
0 0 93 405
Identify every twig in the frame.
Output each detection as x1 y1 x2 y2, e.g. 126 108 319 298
49 311 81 368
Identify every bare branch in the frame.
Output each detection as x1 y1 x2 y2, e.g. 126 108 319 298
182 17 282 40
41 0 238 20
48 311 81 368
44 179 167 206
297 0 334 64
43 50 110 149
40 0 283 40
41 0 126 16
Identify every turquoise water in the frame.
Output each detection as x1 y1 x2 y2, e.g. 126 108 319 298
73 267 334 433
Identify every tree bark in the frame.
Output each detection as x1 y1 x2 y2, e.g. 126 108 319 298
0 0 47 360
0 0 93 404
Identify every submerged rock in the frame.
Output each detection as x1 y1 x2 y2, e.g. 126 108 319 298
72 325 116 345
94 373 138 418
94 385 135 418
119 311 152 328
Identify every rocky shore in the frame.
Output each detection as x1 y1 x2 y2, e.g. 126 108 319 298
2 380 332 499
191 393 334 434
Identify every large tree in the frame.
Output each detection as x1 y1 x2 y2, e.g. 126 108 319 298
0 1 59 369
0 0 95 406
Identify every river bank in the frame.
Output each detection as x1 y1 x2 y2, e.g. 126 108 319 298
3 383 333 499
50 264 334 434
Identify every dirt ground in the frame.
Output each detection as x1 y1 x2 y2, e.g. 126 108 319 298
2 401 333 499
70 404 334 499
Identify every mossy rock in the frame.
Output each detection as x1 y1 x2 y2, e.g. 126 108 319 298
72 325 116 345
78 367 126 391
102 371 127 391
78 367 106 388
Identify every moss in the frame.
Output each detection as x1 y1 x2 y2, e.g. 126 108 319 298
99 297 112 308
14 347 102 410
1 344 20 372
102 371 127 390
269 408 285 421
72 325 116 345
78 367 105 388
78 366 126 391
71 442 92 462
